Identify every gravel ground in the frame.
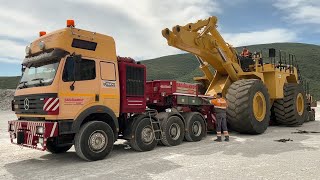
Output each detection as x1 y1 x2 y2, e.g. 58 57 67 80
0 90 14 111
0 110 320 180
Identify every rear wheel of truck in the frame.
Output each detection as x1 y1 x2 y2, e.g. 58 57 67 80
273 84 307 126
183 112 206 142
130 117 158 152
74 121 114 161
46 139 72 154
160 115 185 146
226 79 271 134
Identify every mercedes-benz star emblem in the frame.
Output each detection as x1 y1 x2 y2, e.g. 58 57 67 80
24 98 29 110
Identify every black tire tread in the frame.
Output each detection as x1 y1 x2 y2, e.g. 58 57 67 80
226 79 270 134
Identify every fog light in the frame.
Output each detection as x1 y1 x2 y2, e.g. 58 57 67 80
36 126 44 135
38 137 44 144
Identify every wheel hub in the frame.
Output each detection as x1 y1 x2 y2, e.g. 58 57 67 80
253 91 266 122
141 126 154 144
89 130 108 152
169 123 181 140
296 93 304 116
192 121 202 136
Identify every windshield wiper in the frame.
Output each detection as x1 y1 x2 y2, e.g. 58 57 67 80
31 78 44 86
18 81 28 89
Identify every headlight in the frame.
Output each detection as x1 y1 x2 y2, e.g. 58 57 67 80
36 126 44 135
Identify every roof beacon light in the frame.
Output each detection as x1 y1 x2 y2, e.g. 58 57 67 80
67 20 75 27
39 31 46 37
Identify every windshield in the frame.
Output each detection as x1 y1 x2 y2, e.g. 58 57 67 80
18 60 60 89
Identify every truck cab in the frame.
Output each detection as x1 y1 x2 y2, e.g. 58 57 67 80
8 20 210 161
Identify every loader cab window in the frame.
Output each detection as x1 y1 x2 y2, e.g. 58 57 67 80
63 57 96 82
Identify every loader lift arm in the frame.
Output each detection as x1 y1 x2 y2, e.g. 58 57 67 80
162 16 243 96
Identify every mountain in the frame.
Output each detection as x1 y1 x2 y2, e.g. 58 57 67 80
142 43 320 100
1 43 320 99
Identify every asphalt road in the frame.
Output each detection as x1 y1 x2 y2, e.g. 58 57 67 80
1 111 320 180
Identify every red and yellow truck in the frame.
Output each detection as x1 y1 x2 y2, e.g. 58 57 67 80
8 20 216 161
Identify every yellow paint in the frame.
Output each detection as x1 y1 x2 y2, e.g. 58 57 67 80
253 92 266 122
162 16 300 101
296 93 304 115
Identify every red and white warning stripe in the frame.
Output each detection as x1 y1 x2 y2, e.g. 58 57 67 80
43 98 59 113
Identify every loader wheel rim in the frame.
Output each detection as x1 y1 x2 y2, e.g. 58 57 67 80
253 91 266 122
141 125 154 144
296 93 304 116
88 130 108 153
169 123 181 140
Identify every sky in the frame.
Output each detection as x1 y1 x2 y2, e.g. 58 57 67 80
0 0 319 76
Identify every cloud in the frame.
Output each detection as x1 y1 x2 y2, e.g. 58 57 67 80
0 0 221 64
273 0 320 25
223 28 297 47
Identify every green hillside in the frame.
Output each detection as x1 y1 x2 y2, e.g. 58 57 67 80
142 43 320 100
0 43 319 99
0 76 20 89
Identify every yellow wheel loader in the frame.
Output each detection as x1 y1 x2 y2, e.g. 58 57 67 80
162 16 308 134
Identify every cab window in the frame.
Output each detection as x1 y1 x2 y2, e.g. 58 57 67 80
100 62 116 81
63 57 96 82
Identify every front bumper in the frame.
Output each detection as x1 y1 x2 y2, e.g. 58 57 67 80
8 120 58 151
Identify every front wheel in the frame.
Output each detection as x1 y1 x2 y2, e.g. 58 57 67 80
226 79 271 134
74 121 114 161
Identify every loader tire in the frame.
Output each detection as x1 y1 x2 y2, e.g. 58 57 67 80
160 115 185 146
226 79 270 134
273 84 307 126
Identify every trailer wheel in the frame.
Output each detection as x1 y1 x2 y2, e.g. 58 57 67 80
226 79 270 134
161 115 185 146
184 113 206 142
130 117 158 152
74 121 114 161
273 84 307 126
46 139 72 154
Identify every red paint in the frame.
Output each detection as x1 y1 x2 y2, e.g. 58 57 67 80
8 120 59 151
118 57 146 113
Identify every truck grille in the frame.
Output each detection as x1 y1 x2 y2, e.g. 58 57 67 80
14 93 58 115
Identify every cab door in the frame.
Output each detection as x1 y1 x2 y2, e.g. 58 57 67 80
99 61 120 116
58 56 100 119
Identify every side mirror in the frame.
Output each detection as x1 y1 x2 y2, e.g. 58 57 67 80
70 54 82 91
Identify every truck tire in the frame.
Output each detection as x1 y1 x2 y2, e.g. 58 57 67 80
130 117 158 152
226 79 270 134
74 121 114 161
183 112 206 142
160 115 185 146
46 139 72 154
273 84 307 126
